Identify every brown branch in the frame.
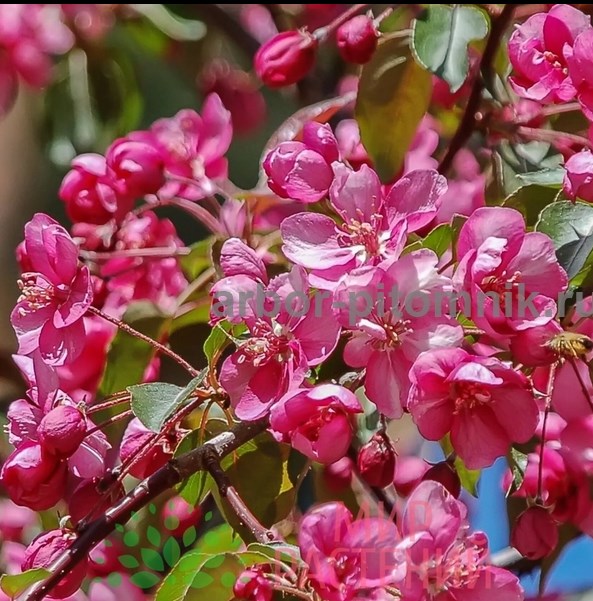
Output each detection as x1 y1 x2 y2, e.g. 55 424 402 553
438 4 517 175
24 418 268 601
225 486 276 543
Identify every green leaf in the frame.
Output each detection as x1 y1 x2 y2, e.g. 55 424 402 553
503 184 560 227
421 223 453 258
194 523 242 556
142 548 165 572
412 5 489 92
180 239 213 281
164 537 182 568
246 543 304 568
128 371 206 432
507 447 528 495
0 568 50 598
516 168 565 187
99 302 171 396
183 526 197 547
535 201 593 279
203 322 245 367
356 36 432 182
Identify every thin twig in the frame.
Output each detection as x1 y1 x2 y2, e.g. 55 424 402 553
438 4 517 174
88 306 199 377
225 486 277 543
24 418 268 601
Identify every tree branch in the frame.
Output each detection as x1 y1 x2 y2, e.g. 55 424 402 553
438 4 517 175
24 418 268 601
490 546 538 573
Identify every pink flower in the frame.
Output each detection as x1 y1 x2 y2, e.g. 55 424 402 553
270 384 362 464
255 30 318 88
212 243 340 420
334 251 463 418
508 4 591 103
0 442 67 510
511 506 558 560
394 481 523 601
356 433 396 488
234 566 273 601
334 119 371 171
563 150 593 201
0 499 37 542
105 136 165 197
282 166 447 289
263 122 339 203
11 214 93 366
566 28 593 120
298 502 399 601
23 529 88 598
336 15 378 65
147 94 232 201
101 211 188 316
454 207 567 339
408 348 538 469
59 154 132 225
38 404 87 457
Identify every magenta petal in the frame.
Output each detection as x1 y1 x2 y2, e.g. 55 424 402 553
55 267 93 328
446 567 523 601
329 163 382 222
365 350 407 418
219 237 268 282
38 319 85 366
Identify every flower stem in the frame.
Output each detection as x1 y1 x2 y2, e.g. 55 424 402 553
314 4 369 41
85 410 133 437
87 306 199 377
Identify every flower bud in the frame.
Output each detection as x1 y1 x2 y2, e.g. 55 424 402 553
511 506 559 560
162 496 203 537
336 15 378 64
233 566 273 601
357 433 396 488
255 30 317 88
0 442 67 510
422 461 461 498
38 405 87 457
564 150 593 203
68 479 124 526
106 137 165 197
323 457 353 493
23 529 88 598
393 456 429 497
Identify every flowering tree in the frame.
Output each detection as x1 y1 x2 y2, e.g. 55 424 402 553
4 3 593 601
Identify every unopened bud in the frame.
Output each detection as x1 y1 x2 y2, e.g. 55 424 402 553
511 506 558 560
357 433 396 488
233 566 273 601
336 15 378 64
422 461 462 498
38 405 87 457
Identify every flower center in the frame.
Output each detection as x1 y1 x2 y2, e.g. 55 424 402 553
237 320 292 367
300 405 343 441
373 315 411 350
543 50 564 70
17 273 59 312
480 270 521 308
338 214 384 257
452 382 491 413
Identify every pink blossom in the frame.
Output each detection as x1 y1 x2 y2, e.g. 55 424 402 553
212 245 340 420
234 566 273 601
394 457 430 497
509 319 563 367
264 122 339 203
38 404 87 457
0 499 37 542
101 211 188 315
334 119 371 171
336 15 378 65
563 149 593 201
60 154 132 225
0 5 74 115
87 575 145 601
511 506 558 560
508 4 591 103
282 166 447 289
147 94 232 200
298 502 400 601
23 529 88 598
408 348 539 469
566 28 593 120
334 251 463 418
0 442 67 510
11 214 93 366
357 433 396 488
270 384 362 464
454 207 567 338
394 481 523 601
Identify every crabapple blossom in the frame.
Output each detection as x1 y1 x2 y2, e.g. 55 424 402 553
508 4 591 103
336 15 378 64
298 501 400 601
269 384 362 464
282 165 447 289
37 404 87 457
255 30 318 88
333 251 463 417
234 566 273 601
394 481 523 601
566 28 593 121
563 150 593 201
263 121 339 203
23 529 88 598
394 456 430 497
408 348 538 469
11 214 93 366
357 433 396 488
511 506 559 560
454 207 567 339
0 499 36 542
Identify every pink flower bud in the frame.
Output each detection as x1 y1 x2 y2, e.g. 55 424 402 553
255 30 317 88
511 506 559 560
68 479 124 526
422 461 461 498
357 433 396 488
0 442 67 510
323 457 353 492
59 153 133 225
106 137 165 197
336 15 378 64
564 150 593 203
23 529 88 598
162 496 203 536
233 566 273 601
38 405 87 457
